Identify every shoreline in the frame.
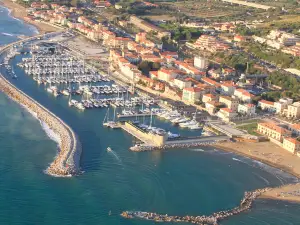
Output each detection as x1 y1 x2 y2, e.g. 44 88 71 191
0 0 59 34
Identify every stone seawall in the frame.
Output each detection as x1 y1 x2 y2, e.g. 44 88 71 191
0 75 81 177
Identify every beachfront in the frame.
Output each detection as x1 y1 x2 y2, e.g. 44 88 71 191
0 0 59 34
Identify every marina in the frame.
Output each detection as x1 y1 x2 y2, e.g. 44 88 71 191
0 6 299 225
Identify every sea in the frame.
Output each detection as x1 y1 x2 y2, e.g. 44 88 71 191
0 5 300 225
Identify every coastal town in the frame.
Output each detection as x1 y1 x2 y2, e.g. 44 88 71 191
5 0 298 153
0 0 300 224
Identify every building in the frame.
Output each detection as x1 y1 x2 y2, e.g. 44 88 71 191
205 101 219 115
238 104 256 115
157 68 177 82
234 89 254 103
274 98 293 114
220 83 236 95
289 124 300 136
182 87 202 103
194 56 208 70
217 108 238 122
130 16 171 38
202 93 217 103
287 102 300 118
219 96 239 112
173 78 192 90
258 100 276 112
257 123 291 142
283 138 300 154
194 35 230 52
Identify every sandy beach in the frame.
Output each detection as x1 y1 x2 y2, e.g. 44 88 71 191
0 0 59 34
214 141 300 202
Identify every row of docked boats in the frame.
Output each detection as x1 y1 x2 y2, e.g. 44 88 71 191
156 110 202 130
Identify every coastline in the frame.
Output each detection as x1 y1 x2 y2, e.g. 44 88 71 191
213 141 300 203
0 0 58 34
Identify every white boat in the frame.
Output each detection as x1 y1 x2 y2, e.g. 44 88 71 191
75 102 85 110
107 147 112 152
179 120 198 128
189 124 202 130
62 89 70 96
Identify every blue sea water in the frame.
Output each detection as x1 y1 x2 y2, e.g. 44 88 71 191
0 5 300 225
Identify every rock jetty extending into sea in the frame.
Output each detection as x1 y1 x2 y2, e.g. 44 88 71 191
121 187 270 225
0 75 81 177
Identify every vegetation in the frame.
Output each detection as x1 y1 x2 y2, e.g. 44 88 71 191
236 122 259 136
243 42 300 69
265 71 300 100
138 61 161 75
159 23 202 41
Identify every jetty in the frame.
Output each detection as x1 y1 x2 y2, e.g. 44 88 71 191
121 187 271 224
0 33 82 177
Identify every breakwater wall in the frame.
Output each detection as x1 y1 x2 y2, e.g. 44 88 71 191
0 33 81 177
0 75 81 176
121 187 271 224
130 140 227 152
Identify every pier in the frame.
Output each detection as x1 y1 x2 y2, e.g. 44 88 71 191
0 33 82 177
120 122 230 151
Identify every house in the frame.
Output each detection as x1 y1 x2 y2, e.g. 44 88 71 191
157 68 177 82
205 101 219 115
283 138 300 154
130 16 171 38
174 61 205 79
287 102 300 118
257 123 291 142
234 89 254 103
274 98 293 114
258 100 276 112
238 104 256 115
182 87 202 103
220 83 236 95
219 96 239 112
202 93 217 103
201 77 221 88
289 124 300 136
217 108 238 122
173 78 192 90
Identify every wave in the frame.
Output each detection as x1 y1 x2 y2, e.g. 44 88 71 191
232 157 243 162
108 149 122 163
1 32 15 37
190 149 205 152
20 104 61 146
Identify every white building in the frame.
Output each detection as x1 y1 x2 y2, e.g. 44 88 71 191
238 104 256 115
274 98 293 114
194 56 208 70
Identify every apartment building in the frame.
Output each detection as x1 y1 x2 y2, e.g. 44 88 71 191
217 108 238 122
234 89 254 103
182 87 202 103
283 138 300 154
219 96 239 112
238 104 256 115
274 98 293 114
130 16 171 38
257 123 291 141
287 102 300 118
258 100 276 112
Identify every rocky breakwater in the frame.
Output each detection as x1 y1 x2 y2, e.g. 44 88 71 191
0 75 81 177
121 187 270 224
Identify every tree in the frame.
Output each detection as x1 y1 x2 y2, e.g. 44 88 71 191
185 31 192 41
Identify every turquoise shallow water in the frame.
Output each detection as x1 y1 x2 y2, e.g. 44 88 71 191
1 5 300 225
